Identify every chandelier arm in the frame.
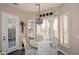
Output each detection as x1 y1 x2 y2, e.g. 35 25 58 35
39 3 40 19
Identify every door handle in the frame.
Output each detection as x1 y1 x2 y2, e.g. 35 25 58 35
3 39 5 40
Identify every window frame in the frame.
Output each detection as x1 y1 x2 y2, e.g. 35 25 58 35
60 13 70 48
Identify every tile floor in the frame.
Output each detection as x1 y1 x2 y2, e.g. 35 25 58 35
8 48 64 55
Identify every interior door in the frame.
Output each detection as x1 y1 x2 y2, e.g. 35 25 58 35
1 12 19 53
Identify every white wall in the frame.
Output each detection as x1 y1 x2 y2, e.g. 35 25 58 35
0 14 2 50
57 3 79 55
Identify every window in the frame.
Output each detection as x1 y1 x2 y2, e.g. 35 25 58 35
53 17 58 39
60 13 69 48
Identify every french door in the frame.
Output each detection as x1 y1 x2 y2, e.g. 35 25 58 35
1 12 20 54
27 17 58 54
36 17 58 55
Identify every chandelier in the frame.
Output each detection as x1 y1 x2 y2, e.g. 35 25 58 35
35 3 43 24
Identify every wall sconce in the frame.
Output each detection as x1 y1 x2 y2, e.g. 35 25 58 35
20 21 25 33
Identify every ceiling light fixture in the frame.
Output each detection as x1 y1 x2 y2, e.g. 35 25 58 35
35 3 43 24
13 3 18 6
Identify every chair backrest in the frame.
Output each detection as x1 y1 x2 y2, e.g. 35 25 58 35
51 37 58 49
21 38 27 49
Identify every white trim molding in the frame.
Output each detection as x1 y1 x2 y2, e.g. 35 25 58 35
18 47 23 50
58 49 69 55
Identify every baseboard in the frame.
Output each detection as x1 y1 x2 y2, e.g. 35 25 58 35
18 47 23 50
57 49 69 55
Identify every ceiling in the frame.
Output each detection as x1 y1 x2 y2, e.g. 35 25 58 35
8 3 61 13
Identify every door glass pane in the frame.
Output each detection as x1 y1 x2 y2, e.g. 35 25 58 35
53 17 58 38
8 18 16 48
27 20 35 40
36 18 51 42
63 14 69 48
